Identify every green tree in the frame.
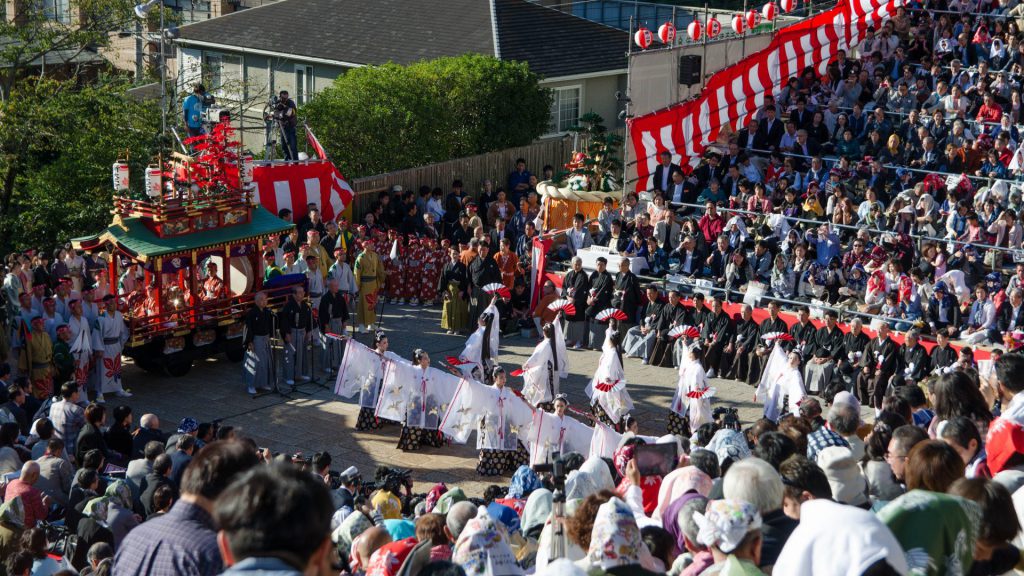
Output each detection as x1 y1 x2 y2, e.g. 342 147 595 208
303 54 551 178
0 77 160 252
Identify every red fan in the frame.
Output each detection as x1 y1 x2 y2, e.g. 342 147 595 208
595 379 623 393
595 308 628 323
446 356 470 366
510 368 525 377
366 293 378 307
548 299 576 316
761 332 795 342
483 283 511 299
324 332 348 341
668 325 701 340
686 386 717 399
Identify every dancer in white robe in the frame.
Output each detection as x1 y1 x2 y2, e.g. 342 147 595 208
376 349 462 452
756 344 807 422
520 322 567 411
456 301 500 382
585 326 633 430
670 343 716 436
92 295 130 400
527 395 594 466
335 332 401 430
440 366 534 476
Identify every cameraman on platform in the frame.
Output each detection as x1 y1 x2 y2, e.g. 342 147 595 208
183 84 210 138
274 89 298 160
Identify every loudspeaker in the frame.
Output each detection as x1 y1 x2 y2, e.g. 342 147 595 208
678 55 702 85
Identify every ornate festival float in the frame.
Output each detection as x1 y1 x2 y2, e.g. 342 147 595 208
70 123 311 376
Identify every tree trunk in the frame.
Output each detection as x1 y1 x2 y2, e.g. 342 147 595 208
0 162 17 219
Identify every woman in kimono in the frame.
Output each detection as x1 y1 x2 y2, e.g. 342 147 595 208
586 326 633 430
437 244 469 334
527 395 594 466
561 257 591 348
456 300 500 382
441 366 533 476
756 344 806 422
520 322 567 412
669 344 715 436
377 349 461 452
334 331 400 430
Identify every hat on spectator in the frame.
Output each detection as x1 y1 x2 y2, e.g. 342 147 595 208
177 417 199 434
817 446 869 507
694 499 762 554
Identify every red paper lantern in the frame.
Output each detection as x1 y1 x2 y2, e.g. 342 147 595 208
780 0 794 12
686 20 702 41
634 27 653 49
746 9 761 29
731 14 745 34
659 22 677 44
762 3 776 21
707 17 721 38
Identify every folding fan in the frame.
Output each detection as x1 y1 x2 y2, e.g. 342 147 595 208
548 298 576 316
595 308 628 323
667 325 700 340
761 332 794 342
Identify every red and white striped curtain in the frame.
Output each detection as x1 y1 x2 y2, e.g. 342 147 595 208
628 0 902 192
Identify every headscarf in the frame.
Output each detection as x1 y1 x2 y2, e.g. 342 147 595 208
365 537 418 576
0 496 24 529
653 466 713 521
534 558 587 576
105 480 132 509
82 497 110 525
613 443 636 478
508 465 542 499
452 506 524 576
705 429 751 468
425 483 448 514
877 490 981 576
486 502 521 535
663 491 706 554
433 487 467 515
585 497 646 570
774 499 909 576
521 488 553 537
694 499 762 554
383 519 416 541
565 456 614 501
332 511 373 558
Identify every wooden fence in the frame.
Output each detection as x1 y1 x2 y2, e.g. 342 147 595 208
347 136 580 216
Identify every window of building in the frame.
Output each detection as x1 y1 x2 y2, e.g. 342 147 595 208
41 0 71 23
203 52 242 100
548 85 582 134
295 65 314 105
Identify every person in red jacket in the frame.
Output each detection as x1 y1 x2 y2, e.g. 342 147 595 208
4 461 50 529
698 201 726 245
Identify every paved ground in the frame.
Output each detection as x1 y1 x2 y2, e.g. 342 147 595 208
114 303 854 496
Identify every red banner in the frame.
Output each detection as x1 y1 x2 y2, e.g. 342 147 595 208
628 0 899 191
251 160 355 222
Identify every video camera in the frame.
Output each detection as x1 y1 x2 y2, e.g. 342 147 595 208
266 94 291 122
201 93 216 108
533 451 568 490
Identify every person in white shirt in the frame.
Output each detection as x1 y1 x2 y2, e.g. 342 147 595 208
560 213 593 260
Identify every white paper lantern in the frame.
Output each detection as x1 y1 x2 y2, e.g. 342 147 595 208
707 17 722 38
762 3 776 21
686 20 702 41
731 14 745 34
746 9 761 29
145 165 162 199
659 22 677 44
780 0 794 12
112 162 129 192
634 27 653 49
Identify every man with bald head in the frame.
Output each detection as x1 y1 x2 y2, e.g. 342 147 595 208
132 413 166 459
5 461 50 528
353 526 392 572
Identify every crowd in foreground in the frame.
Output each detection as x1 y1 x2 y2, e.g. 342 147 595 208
0 349 1016 576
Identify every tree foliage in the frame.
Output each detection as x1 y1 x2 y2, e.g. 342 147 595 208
0 77 160 253
302 54 552 178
